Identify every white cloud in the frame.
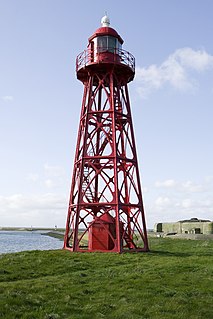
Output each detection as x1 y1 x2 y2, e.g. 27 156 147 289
44 164 65 178
26 164 66 189
204 175 213 183
1 95 14 102
155 196 171 208
181 180 204 193
0 193 67 227
0 193 66 211
135 47 213 98
181 198 193 208
44 179 55 188
154 179 206 193
27 173 39 182
179 197 213 214
142 186 149 193
146 177 213 226
155 179 176 188
174 47 213 71
43 164 66 189
149 195 213 225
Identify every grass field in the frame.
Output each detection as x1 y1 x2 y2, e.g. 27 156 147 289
0 237 212 319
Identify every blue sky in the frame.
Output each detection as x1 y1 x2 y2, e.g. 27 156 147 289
0 0 212 228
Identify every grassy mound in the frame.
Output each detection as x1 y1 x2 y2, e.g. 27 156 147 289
0 237 212 319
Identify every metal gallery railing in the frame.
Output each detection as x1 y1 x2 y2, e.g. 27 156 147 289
76 47 135 73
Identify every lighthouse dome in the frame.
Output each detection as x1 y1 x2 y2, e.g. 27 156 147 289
101 14 110 27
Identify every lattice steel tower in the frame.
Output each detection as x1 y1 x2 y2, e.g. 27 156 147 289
64 16 149 252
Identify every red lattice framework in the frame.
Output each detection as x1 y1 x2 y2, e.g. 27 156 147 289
64 69 149 252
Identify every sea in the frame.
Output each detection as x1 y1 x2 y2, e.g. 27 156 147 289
0 231 63 254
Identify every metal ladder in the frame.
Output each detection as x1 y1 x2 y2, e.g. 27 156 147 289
82 166 93 201
123 231 137 249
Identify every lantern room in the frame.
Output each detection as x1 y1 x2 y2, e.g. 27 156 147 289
76 15 135 85
88 15 123 61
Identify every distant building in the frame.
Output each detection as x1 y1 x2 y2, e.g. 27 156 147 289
154 218 213 235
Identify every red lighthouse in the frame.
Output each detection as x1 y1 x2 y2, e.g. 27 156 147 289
64 16 149 253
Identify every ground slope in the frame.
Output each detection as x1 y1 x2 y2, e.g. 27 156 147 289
0 238 212 319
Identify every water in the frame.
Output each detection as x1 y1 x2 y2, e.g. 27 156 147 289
0 231 63 254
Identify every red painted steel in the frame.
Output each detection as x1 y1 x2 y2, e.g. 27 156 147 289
88 213 116 250
64 22 149 253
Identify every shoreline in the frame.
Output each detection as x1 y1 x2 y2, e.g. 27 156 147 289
0 227 65 232
0 227 65 242
1 228 212 241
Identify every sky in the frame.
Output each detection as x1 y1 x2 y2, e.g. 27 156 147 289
0 0 212 229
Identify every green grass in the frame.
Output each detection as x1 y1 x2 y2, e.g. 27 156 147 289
0 238 212 319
